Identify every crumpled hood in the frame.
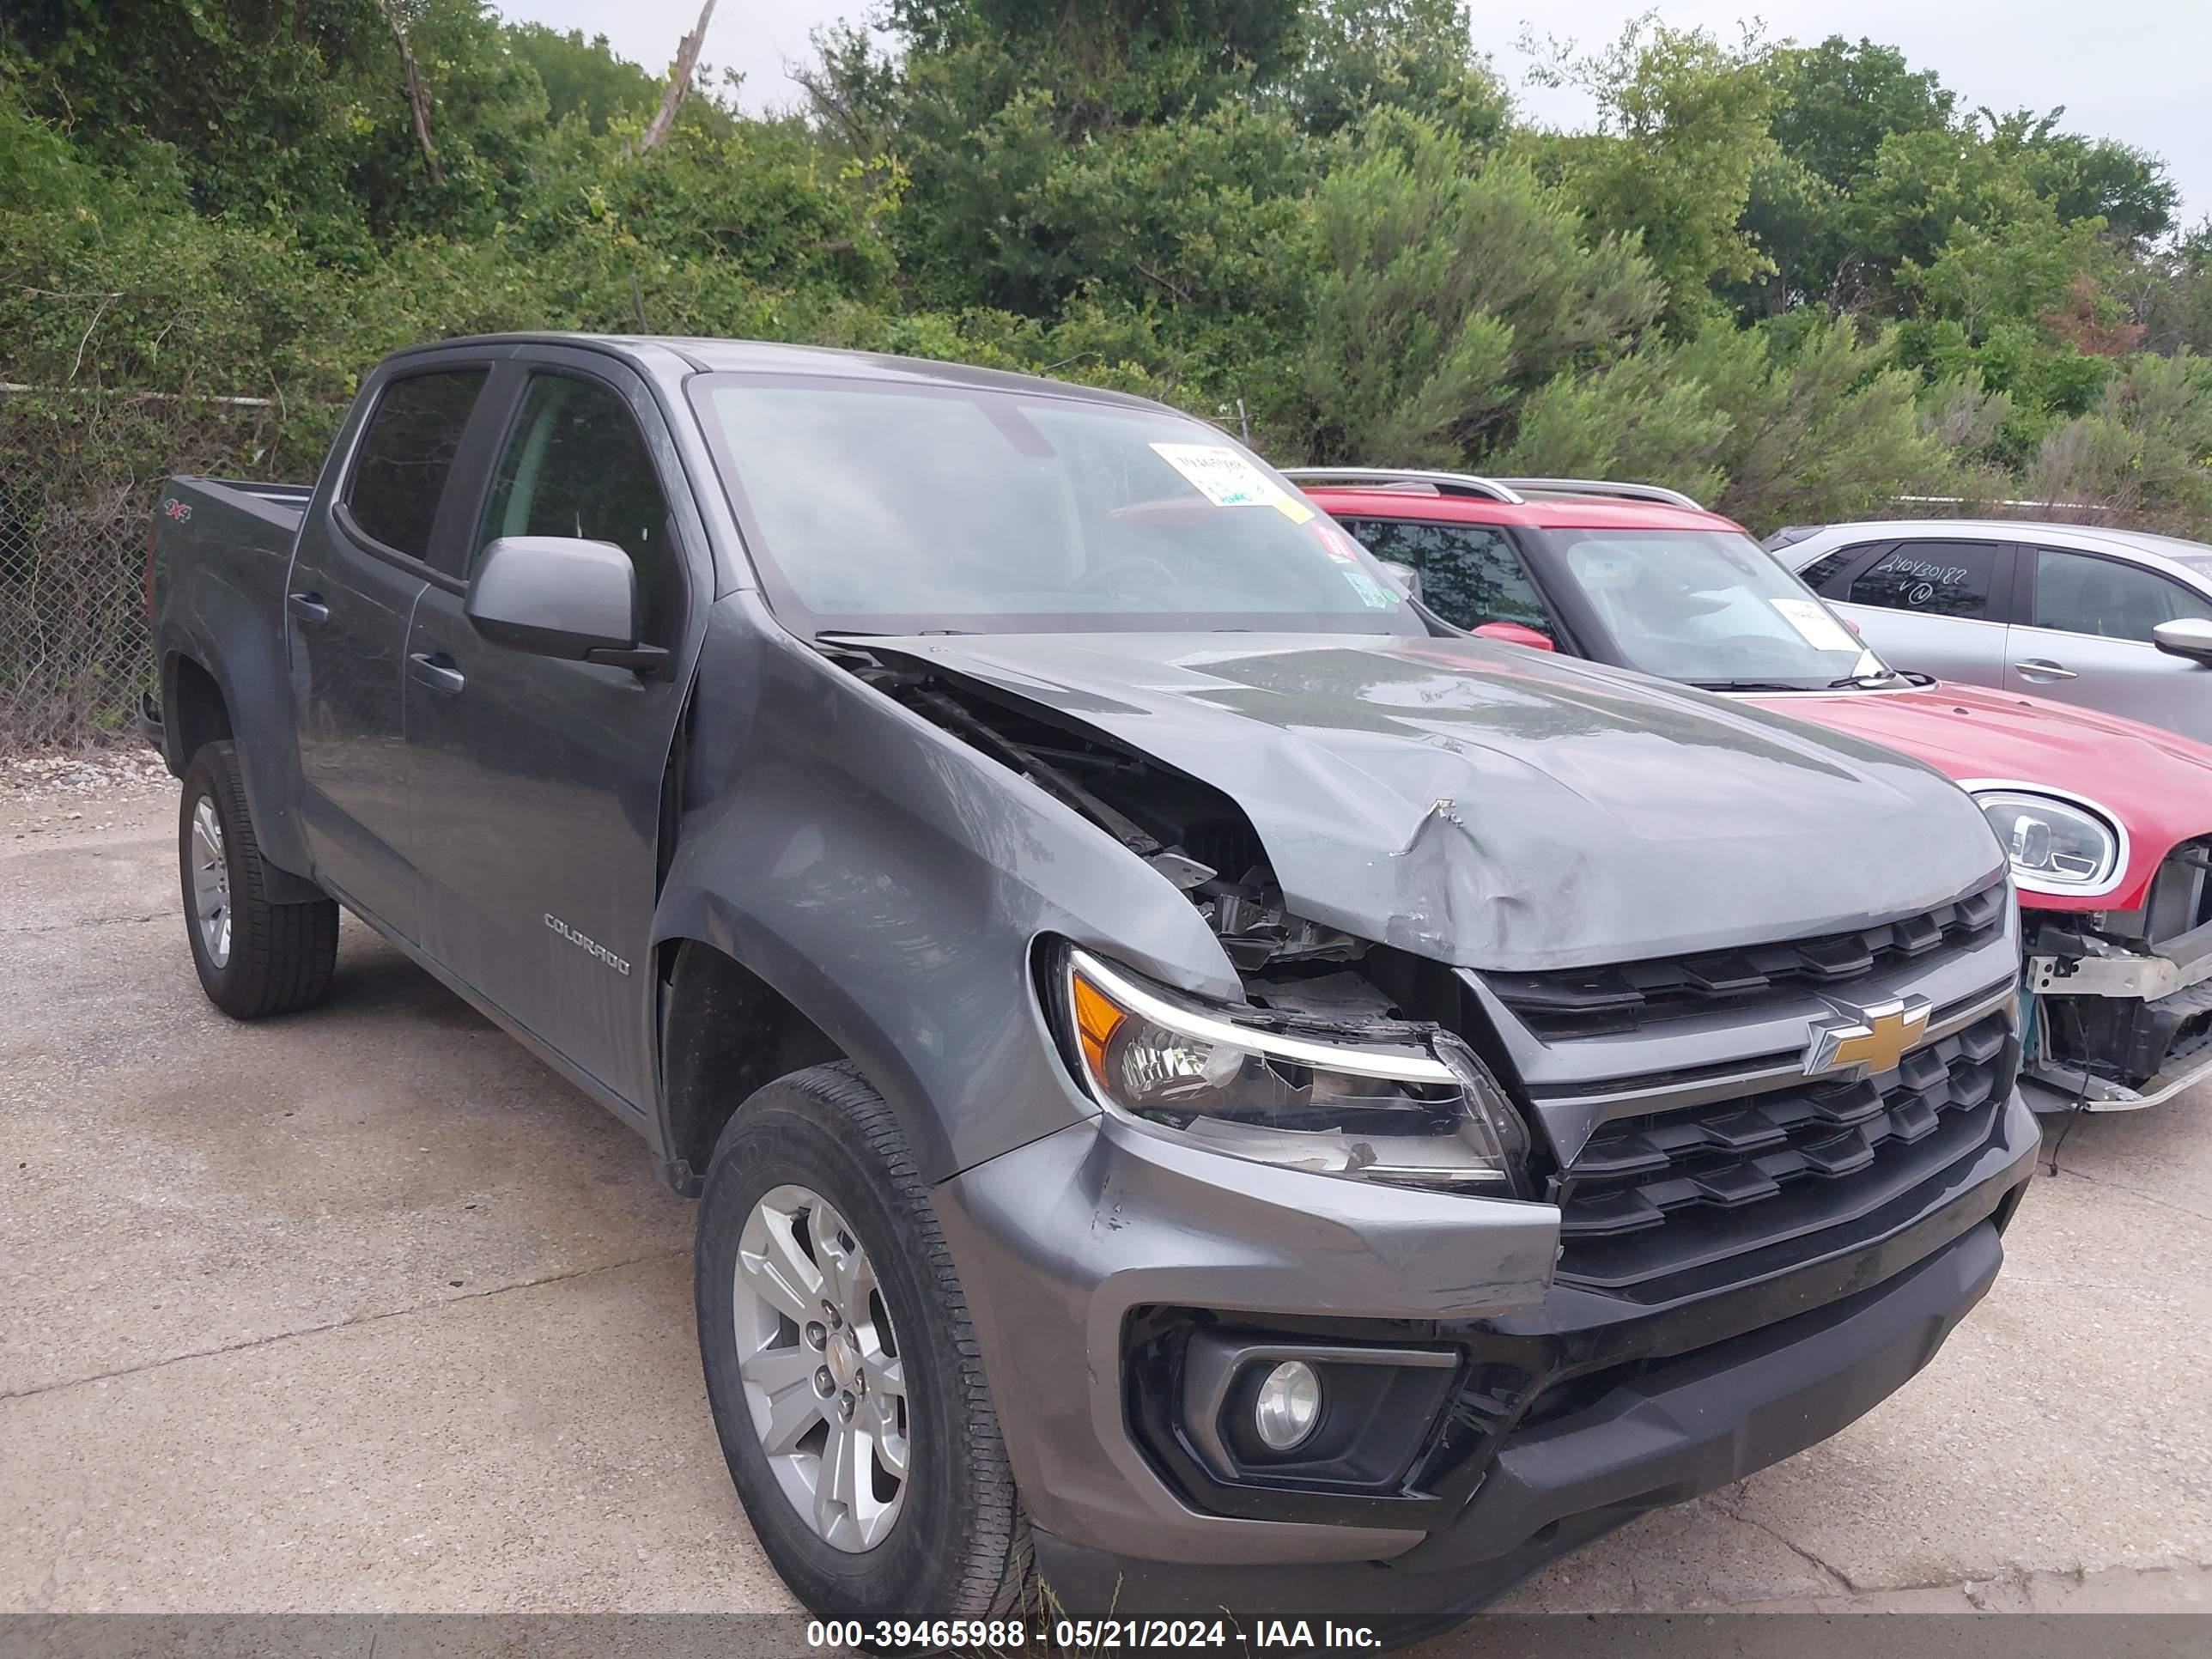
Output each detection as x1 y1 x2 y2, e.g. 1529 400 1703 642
867 632 2005 972
1751 681 2212 912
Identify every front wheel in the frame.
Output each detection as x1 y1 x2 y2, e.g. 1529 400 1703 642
695 1061 1029 1621
179 740 339 1018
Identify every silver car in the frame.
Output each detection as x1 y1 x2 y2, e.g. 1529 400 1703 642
1768 519 2212 744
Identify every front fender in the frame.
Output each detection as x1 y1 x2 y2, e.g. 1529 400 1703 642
651 596 1239 1184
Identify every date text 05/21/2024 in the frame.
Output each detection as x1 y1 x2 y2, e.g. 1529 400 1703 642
804 1620 1384 1649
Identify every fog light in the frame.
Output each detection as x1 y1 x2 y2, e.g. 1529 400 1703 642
1253 1359 1322 1451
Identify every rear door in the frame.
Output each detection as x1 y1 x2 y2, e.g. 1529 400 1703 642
1803 537 2016 685
401 349 708 1108
2007 544 2212 741
289 363 492 939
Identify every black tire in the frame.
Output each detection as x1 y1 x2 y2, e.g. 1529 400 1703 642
179 740 339 1019
696 1061 1030 1625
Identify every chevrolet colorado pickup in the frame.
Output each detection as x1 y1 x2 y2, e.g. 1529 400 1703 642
144 337 2037 1638
1302 470 2212 1117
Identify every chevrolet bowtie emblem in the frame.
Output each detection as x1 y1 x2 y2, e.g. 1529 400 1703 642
1803 995 1933 1078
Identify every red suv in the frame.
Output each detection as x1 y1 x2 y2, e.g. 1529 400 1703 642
1291 469 2212 1115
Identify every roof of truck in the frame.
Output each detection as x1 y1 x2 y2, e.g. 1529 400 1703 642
380 331 1167 411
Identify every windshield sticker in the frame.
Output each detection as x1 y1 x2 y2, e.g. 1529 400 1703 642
1152 441 1291 507
1311 520 1364 562
1771 597 1861 654
1343 568 1401 609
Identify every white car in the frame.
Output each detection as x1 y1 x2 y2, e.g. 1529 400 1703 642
1768 519 2212 747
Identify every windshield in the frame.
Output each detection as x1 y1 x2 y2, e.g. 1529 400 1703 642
1539 527 1890 689
691 374 1421 637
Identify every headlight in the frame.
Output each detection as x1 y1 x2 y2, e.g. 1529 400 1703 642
1060 947 1527 1191
1970 787 2123 895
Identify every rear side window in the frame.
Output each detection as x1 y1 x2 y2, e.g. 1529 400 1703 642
2032 548 2212 642
1847 540 2002 619
1336 517 1550 633
345 369 488 558
1799 544 1877 596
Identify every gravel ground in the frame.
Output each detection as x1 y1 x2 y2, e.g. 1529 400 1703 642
2 769 2208 1649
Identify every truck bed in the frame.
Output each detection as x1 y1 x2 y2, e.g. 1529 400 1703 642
170 477 313 544
143 476 316 804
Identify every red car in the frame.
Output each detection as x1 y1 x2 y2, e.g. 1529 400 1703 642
1291 469 2212 1114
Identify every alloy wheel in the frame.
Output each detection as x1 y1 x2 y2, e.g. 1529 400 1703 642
190 796 232 969
731 1183 910 1552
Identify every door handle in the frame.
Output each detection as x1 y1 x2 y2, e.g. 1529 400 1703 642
2014 659 2078 683
408 652 466 696
287 591 330 624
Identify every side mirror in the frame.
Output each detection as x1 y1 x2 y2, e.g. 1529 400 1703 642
1473 620 1557 653
1377 560 1425 604
2153 617 2212 665
465 536 665 675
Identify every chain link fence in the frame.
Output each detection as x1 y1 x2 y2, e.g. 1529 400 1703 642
0 386 330 752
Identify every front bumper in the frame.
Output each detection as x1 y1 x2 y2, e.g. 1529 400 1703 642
1034 1212 2008 1630
939 1086 2039 1620
2025 924 2212 1108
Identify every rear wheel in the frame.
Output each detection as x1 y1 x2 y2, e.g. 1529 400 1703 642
695 1062 1029 1622
179 740 338 1018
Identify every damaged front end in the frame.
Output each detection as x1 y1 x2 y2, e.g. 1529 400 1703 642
2022 836 2212 1110
839 646 1534 1178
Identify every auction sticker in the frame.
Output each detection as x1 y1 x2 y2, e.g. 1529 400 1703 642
1152 442 1313 520
1771 596 1860 653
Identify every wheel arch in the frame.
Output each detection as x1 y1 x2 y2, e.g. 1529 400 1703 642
653 929 966 1194
154 605 316 894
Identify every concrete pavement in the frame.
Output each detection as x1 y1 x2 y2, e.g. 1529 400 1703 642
3 769 2208 1635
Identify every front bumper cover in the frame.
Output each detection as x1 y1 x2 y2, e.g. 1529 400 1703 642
943 1085 2039 1617
1034 1206 2013 1628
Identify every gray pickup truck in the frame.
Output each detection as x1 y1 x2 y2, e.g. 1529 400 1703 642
143 334 2039 1638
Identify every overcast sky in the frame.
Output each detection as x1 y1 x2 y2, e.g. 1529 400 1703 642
494 1 2212 223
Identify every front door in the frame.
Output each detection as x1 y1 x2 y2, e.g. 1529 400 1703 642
2006 544 2212 744
403 357 703 1106
289 366 489 938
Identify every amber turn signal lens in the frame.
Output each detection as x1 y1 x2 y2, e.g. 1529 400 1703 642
1070 971 1127 1086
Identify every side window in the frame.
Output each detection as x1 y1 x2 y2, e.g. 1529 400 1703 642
1848 539 2002 619
1799 542 1884 597
477 374 682 647
344 369 488 559
1337 518 1549 634
2031 548 2212 643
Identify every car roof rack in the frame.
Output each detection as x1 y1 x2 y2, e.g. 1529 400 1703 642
1492 477 1705 511
1277 467 1526 505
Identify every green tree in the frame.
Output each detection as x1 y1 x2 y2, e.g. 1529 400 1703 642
507 24 659 134
1522 20 1778 330
1281 112 1661 463
1735 36 1954 317
1279 0 1509 143
1769 36 1953 190
1498 319 1951 532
